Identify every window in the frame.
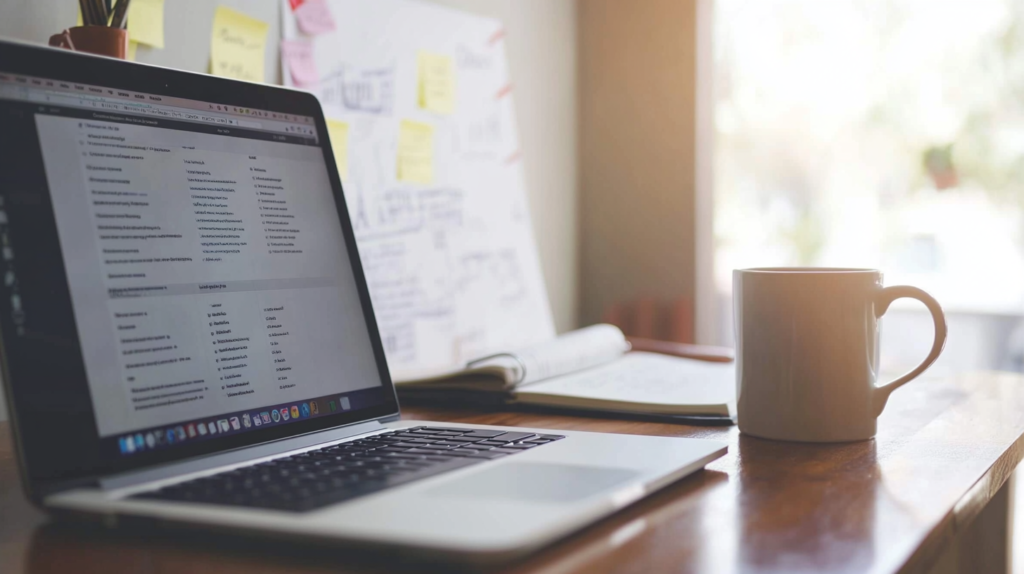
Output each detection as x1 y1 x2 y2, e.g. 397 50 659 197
713 0 1024 371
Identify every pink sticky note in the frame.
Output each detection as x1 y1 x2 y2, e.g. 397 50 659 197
294 0 336 36
281 40 319 87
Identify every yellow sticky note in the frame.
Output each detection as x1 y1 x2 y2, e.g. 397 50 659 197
128 0 165 49
76 9 82 26
397 120 434 184
326 119 350 179
210 6 268 83
417 52 455 115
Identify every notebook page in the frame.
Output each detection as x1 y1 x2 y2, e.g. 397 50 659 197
468 324 630 386
518 352 735 407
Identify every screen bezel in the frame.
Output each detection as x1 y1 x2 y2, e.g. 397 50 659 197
0 39 401 502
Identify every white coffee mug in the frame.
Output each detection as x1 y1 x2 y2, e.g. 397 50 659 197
733 268 947 442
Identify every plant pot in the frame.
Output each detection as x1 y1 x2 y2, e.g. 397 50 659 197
49 26 129 59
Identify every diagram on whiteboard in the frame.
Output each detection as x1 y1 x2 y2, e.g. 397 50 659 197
282 0 555 380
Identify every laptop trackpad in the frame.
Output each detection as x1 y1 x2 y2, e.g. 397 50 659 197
427 462 639 504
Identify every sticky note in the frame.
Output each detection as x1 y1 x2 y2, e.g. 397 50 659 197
417 52 455 115
128 0 165 49
397 120 434 184
281 40 319 87
210 6 269 83
326 119 350 178
294 0 336 36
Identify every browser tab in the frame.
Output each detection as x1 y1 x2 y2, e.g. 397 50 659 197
0 72 318 144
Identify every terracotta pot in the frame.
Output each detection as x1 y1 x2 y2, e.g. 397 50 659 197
49 26 128 59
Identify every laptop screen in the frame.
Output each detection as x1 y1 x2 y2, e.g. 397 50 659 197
0 54 395 483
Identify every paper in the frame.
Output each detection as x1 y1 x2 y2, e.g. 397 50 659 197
210 6 268 83
319 66 395 115
471 324 629 386
127 0 165 49
396 119 434 184
417 51 456 114
280 0 556 381
293 0 337 36
521 352 736 409
280 40 318 87
326 119 350 178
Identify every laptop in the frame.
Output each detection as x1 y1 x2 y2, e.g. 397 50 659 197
0 39 726 563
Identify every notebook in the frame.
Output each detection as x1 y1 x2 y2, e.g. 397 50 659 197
394 325 737 419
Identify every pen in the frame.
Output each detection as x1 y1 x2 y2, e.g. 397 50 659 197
110 0 131 29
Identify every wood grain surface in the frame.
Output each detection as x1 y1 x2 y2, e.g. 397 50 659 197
1 371 1023 573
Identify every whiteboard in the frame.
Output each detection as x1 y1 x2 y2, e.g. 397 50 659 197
281 0 555 380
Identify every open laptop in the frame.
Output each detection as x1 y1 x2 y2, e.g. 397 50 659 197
0 39 726 563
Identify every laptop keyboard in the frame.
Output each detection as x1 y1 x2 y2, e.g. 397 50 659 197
131 426 565 512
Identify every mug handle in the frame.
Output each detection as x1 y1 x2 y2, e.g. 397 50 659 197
873 286 948 416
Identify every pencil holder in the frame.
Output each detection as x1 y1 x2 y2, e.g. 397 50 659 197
49 26 129 59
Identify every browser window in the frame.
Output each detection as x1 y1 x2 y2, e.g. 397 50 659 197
0 72 386 457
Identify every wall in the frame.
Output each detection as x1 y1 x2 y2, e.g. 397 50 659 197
0 0 578 420
578 0 705 332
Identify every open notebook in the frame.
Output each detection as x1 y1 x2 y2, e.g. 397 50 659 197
394 325 736 419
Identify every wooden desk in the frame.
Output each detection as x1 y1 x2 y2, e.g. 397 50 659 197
2 371 1023 573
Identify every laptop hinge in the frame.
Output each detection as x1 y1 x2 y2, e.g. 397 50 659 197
98 419 387 491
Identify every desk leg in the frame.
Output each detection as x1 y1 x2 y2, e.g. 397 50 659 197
927 470 1013 574
959 473 1012 574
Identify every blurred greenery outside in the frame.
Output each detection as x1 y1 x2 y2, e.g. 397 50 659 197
714 0 1024 313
